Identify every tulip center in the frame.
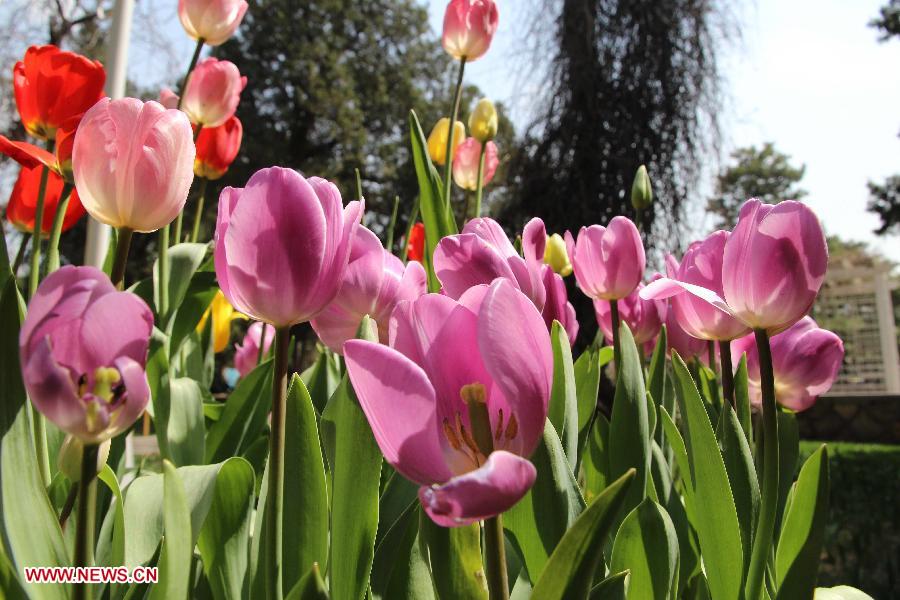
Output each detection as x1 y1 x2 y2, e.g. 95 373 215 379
441 383 519 469
78 367 127 433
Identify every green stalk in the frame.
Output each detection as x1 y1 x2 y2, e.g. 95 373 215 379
385 196 400 251
158 226 170 316
472 141 488 219
27 165 51 298
707 340 716 375
45 183 73 274
745 328 780 600
11 233 29 275
171 215 183 247
73 443 98 600
177 39 205 107
257 323 269 366
109 227 134 289
190 177 209 243
265 326 291 600
442 58 467 215
484 515 509 600
610 299 621 370
719 339 735 408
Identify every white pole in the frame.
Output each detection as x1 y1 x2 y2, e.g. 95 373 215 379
874 269 900 394
83 0 135 267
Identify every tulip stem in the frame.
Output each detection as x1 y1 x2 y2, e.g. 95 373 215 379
190 177 209 243
257 323 269 365
73 443 98 600
109 227 133 289
12 233 29 275
400 197 420 262
385 196 400 251
483 515 509 600
46 183 74 275
472 141 487 219
442 58 467 214
172 214 184 247
746 328 780 600
158 226 170 315
719 340 735 408
610 299 621 369
265 326 291 600
177 39 205 108
58 482 78 530
27 165 51 298
707 340 716 376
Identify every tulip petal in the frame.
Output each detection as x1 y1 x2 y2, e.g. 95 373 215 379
478 280 552 457
22 338 85 434
522 217 547 265
111 355 152 435
462 217 518 259
641 277 734 316
344 340 453 486
434 234 517 300
418 450 536 527
71 291 154 373
0 135 58 171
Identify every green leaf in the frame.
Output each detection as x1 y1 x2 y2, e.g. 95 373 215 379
776 410 800 537
0 233 11 291
647 326 667 410
153 242 209 322
0 280 69 600
168 270 218 355
282 375 329 593
610 499 679 600
775 445 829 599
608 323 651 515
504 421 585 581
148 461 192 600
582 413 611 503
205 360 273 463
285 563 329 600
575 348 601 439
163 377 206 466
530 469 636 600
418 514 487 600
670 353 744 600
300 347 341 415
97 465 126 568
197 457 255 600
720 405 760 572
549 320 579 466
372 504 436 600
321 377 382 600
733 355 752 444
590 570 630 600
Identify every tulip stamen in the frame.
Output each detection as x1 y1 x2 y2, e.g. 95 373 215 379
77 373 88 396
442 418 462 450
494 408 504 441
505 413 518 441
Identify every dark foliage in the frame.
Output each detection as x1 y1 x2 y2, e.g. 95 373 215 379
867 175 900 235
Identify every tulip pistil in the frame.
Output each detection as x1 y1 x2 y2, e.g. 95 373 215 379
92 367 121 403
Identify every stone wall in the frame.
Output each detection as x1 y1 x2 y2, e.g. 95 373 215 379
798 394 900 443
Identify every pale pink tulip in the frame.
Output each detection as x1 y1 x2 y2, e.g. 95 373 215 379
442 0 499 62
234 322 275 377
344 280 551 526
72 98 195 232
594 283 664 346
178 0 248 46
181 57 246 128
452 138 498 191
566 216 645 301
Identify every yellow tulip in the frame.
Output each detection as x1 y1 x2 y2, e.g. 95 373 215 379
468 98 498 143
197 291 246 353
427 117 465 166
544 233 573 277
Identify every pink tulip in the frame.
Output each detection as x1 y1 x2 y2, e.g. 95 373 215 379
730 317 843 412
663 233 750 341
434 217 545 310
664 307 707 361
311 227 427 353
19 266 153 443
642 200 828 335
343 279 551 526
541 264 579 344
452 138 498 191
178 0 248 47
442 0 499 62
566 216 645 301
234 322 274 377
158 88 180 109
594 283 665 346
181 58 246 127
214 166 363 327
72 98 195 232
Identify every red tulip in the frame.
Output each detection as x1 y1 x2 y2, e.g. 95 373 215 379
195 116 243 180
6 165 85 235
13 45 105 141
0 115 82 182
407 222 425 262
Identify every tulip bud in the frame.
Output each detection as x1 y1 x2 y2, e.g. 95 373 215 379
178 0 249 47
195 116 243 180
452 138 498 191
426 118 465 166
58 435 111 482
234 322 275 376
543 233 572 276
631 165 653 210
72 98 195 233
468 98 498 143
570 217 645 301
442 0 500 62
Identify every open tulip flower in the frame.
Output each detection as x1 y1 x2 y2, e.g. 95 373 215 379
181 57 247 128
311 227 426 353
6 164 85 235
13 45 105 141
595 283 664 347
215 166 363 327
565 216 645 301
194 115 243 180
178 0 249 47
452 138 498 191
72 97 196 233
642 199 828 335
442 0 500 62
234 322 275 377
19 266 153 444
731 317 843 412
344 279 551 526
